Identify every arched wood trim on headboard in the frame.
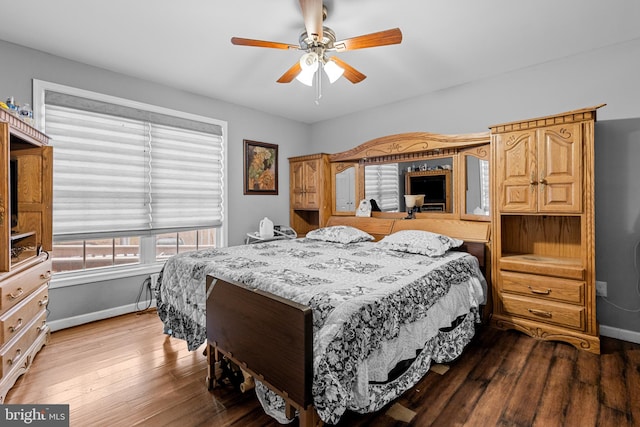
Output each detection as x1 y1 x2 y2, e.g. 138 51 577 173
329 131 490 163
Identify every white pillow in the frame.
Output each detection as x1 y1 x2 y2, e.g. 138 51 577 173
377 229 463 257
306 225 374 244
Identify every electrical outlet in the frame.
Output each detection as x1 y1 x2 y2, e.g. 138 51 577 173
595 280 608 297
149 273 160 290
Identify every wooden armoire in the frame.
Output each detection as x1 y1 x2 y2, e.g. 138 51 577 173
289 153 331 236
0 109 52 401
490 105 604 354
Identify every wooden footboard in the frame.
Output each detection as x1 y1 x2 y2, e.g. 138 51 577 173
205 275 318 424
204 217 490 425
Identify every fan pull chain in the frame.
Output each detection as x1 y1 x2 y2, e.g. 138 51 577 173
315 63 322 105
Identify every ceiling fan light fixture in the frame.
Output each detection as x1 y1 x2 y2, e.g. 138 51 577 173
296 67 316 86
323 59 344 84
299 51 319 71
296 52 319 86
232 3 402 91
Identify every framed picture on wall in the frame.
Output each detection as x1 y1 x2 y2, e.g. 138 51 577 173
243 139 278 195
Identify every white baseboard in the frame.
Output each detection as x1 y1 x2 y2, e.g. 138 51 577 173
600 324 640 344
48 300 156 332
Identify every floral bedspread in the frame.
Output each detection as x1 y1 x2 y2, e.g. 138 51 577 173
155 238 486 424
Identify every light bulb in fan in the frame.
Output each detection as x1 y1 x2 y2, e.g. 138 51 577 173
296 52 319 86
323 59 344 84
300 52 319 70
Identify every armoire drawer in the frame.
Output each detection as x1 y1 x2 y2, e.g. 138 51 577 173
0 260 51 315
499 271 584 305
0 310 47 379
0 284 48 344
498 255 584 281
500 293 585 330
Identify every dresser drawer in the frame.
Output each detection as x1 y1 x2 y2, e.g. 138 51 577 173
499 271 584 305
0 260 51 314
498 255 584 280
0 310 47 379
0 284 48 344
500 293 585 330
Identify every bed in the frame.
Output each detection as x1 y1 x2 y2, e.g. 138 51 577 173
155 216 490 426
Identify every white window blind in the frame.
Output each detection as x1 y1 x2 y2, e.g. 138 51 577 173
43 93 224 241
150 124 223 230
364 163 400 211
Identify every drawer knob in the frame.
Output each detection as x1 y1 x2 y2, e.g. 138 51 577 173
8 287 24 300
39 295 49 306
528 308 552 318
8 318 23 333
40 271 52 280
36 320 47 333
7 348 22 365
528 286 551 295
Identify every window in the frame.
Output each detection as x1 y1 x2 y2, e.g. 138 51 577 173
155 229 217 260
33 80 227 276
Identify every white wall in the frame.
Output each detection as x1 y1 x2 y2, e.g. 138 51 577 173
0 40 311 327
309 38 640 337
594 119 640 342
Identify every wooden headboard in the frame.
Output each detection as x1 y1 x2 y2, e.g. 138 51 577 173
390 218 490 242
325 216 395 241
325 215 491 271
325 215 490 242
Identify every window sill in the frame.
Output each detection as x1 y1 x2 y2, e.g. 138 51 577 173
50 262 165 289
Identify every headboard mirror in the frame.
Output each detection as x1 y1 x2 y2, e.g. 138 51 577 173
329 132 491 220
459 145 490 221
332 162 358 213
363 157 454 213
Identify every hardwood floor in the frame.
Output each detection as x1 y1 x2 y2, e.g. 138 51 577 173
5 310 639 426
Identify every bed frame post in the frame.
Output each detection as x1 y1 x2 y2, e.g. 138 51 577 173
206 343 222 390
298 405 322 427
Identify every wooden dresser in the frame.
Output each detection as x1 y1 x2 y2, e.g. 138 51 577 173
490 105 603 353
0 109 52 401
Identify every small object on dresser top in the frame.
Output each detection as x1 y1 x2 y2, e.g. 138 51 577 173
355 199 372 217
5 96 19 115
19 103 34 125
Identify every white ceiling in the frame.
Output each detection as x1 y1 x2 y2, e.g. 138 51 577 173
1 1 639 124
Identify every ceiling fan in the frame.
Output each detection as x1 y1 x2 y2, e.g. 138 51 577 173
231 0 402 88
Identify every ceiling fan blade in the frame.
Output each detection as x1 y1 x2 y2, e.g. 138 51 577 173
330 57 366 84
231 37 298 50
299 0 323 41
277 62 303 83
334 28 403 51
